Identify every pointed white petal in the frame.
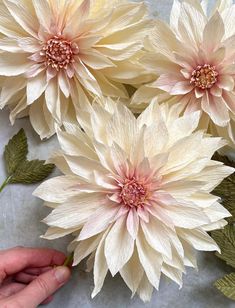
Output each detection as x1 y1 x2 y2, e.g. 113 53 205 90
105 215 134 276
136 229 162 290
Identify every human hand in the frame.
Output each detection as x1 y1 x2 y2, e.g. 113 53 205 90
0 247 71 308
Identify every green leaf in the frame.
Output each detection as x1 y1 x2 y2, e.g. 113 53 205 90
212 152 235 168
4 128 28 174
211 225 235 269
214 273 235 300
212 152 235 223
9 160 55 184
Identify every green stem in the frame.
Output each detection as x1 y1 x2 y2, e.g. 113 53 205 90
0 176 12 193
63 253 74 267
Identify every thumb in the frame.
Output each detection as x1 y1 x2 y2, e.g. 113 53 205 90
11 266 71 308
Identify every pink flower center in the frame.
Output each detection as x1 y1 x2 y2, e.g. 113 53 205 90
120 178 147 208
41 36 79 71
190 64 218 89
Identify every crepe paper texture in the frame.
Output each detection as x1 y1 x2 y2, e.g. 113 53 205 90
132 0 235 150
210 154 235 300
34 98 234 302
0 128 54 193
0 0 152 139
0 0 234 304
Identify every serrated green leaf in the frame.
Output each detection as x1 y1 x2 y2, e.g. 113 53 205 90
9 160 55 184
212 152 235 168
211 225 235 269
214 273 235 300
212 152 235 223
4 128 28 174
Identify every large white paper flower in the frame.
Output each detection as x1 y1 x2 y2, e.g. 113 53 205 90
34 98 234 302
132 0 235 149
0 0 151 138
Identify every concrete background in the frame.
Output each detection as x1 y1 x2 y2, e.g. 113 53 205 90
0 1 235 307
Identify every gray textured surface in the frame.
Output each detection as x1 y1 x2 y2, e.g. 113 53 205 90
0 0 235 307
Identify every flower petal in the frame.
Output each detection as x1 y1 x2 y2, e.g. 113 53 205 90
136 228 163 290
27 72 47 104
33 176 82 203
201 92 230 127
126 209 139 240
141 218 172 259
120 248 144 296
0 53 31 76
105 215 134 276
73 234 103 266
43 193 105 229
178 228 220 252
92 230 109 298
203 11 224 52
79 203 119 240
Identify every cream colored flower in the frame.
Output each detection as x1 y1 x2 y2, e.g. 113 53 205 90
34 98 234 302
0 0 151 138
132 0 235 149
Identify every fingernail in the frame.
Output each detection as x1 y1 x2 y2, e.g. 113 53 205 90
54 266 70 284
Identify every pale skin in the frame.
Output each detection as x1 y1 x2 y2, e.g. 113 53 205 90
0 247 71 308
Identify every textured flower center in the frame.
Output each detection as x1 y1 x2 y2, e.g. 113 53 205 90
120 178 147 208
190 64 218 89
42 36 79 71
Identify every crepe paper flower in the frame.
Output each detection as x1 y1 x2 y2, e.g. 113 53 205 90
0 0 151 139
34 98 234 302
132 0 235 149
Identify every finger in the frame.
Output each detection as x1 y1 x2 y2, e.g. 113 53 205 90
11 266 71 308
0 282 26 298
41 295 54 305
14 273 37 284
0 247 66 282
24 266 53 275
